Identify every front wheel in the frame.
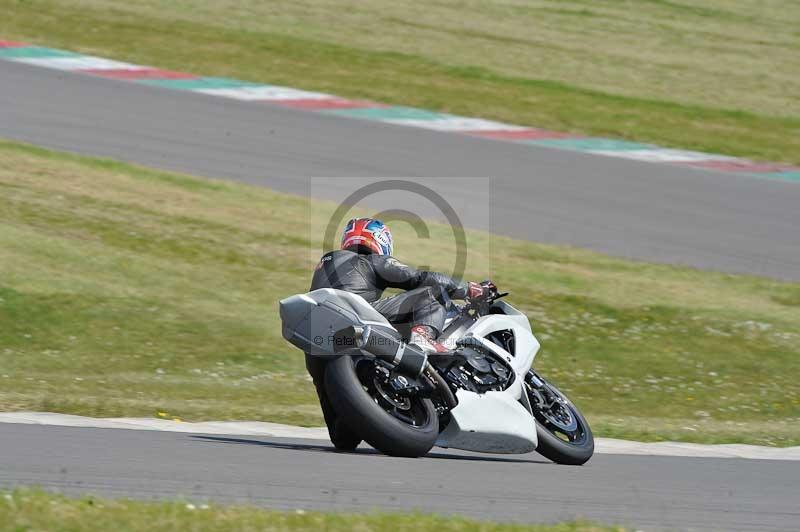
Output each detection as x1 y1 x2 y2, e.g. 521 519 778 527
325 355 439 458
526 371 594 465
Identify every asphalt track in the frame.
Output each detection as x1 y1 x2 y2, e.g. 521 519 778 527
3 59 800 530
1 424 799 531
1 59 799 280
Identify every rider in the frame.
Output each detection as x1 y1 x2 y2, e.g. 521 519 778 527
307 217 491 449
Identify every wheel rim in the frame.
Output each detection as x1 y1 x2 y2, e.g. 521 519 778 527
527 376 588 445
355 359 430 428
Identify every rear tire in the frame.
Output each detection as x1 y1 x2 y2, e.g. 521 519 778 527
329 418 363 452
325 355 439 458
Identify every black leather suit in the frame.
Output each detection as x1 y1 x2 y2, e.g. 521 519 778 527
310 249 467 335
306 249 467 444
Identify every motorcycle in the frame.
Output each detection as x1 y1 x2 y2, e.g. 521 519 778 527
279 284 594 465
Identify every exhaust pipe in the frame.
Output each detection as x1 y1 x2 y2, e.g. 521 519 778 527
333 325 428 376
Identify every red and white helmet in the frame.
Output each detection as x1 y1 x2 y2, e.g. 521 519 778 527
341 218 393 256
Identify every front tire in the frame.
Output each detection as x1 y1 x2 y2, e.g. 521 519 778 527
527 372 594 465
325 355 439 458
534 415 594 465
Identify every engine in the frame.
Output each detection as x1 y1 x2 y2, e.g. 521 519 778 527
441 345 514 393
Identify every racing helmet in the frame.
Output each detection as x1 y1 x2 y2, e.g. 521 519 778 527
341 217 393 256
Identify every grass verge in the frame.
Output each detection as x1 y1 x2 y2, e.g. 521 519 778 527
0 489 620 532
1 139 799 445
1 0 799 164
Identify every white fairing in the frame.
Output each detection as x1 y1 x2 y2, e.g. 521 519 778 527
435 300 542 453
436 390 538 453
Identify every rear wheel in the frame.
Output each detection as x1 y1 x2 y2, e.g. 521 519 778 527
329 417 362 452
526 371 594 465
325 355 439 457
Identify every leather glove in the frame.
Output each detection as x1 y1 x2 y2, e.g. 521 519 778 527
467 280 498 301
467 281 485 300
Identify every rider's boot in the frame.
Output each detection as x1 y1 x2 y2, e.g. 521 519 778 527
409 325 452 355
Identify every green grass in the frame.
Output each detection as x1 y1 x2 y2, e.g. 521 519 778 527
0 489 621 532
1 139 799 445
1 0 800 164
